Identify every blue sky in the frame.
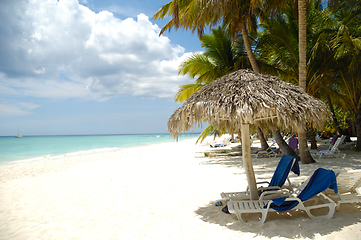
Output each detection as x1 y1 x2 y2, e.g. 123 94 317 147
0 0 205 136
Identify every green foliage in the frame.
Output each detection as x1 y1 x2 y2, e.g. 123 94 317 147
177 26 251 103
195 125 226 144
257 0 361 136
155 0 361 140
324 106 351 132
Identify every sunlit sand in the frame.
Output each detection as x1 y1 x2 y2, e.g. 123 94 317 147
0 138 360 239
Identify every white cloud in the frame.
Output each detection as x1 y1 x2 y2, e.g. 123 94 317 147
18 102 41 110
102 4 140 19
0 100 41 117
0 104 30 117
0 0 193 101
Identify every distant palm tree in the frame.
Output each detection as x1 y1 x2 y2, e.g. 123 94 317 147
176 27 250 142
327 0 361 150
153 0 260 73
257 0 336 162
297 0 316 163
175 27 250 102
153 0 302 153
153 1 274 149
257 0 337 149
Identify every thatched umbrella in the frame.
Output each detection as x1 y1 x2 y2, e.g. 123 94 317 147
168 69 330 200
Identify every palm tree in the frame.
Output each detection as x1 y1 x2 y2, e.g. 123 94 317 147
297 0 317 163
176 27 250 101
153 0 282 150
153 0 261 73
257 0 350 163
328 0 361 149
154 0 310 156
257 0 338 150
176 27 252 142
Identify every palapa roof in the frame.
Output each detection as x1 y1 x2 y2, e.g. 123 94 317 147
168 69 331 137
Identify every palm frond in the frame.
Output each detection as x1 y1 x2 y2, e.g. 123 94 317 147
174 83 204 102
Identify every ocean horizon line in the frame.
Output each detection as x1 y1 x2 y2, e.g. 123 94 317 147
0 132 202 138
0 133 201 164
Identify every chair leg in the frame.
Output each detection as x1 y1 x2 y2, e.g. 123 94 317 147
336 202 341 211
304 202 336 219
233 210 268 224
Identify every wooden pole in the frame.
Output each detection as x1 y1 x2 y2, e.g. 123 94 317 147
241 123 258 200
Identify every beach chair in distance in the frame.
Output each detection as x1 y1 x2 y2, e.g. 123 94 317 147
324 169 361 211
251 149 278 158
227 168 338 224
210 143 227 148
221 155 300 201
339 140 357 150
288 138 298 152
251 136 289 158
318 134 339 151
317 135 346 159
251 147 280 158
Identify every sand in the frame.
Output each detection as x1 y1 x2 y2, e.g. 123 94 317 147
1 138 361 239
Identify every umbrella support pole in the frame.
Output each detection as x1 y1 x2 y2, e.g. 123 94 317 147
241 123 259 200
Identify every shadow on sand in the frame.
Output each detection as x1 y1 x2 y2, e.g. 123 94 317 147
198 148 361 180
195 200 361 239
195 149 361 238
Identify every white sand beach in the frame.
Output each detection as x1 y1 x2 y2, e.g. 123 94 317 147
1 138 361 239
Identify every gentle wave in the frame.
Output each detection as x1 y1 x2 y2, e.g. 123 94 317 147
0 134 199 164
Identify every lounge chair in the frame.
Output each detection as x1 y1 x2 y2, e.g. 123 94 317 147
251 148 278 158
324 169 361 211
339 140 356 150
316 135 346 159
251 136 291 158
221 155 300 201
317 134 339 151
288 138 298 152
227 168 338 224
210 143 227 148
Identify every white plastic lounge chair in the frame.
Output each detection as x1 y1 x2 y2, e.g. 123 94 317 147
210 143 227 148
318 135 339 151
324 169 361 211
251 148 278 158
227 168 338 224
316 135 346 159
221 155 300 201
338 140 356 150
251 136 290 158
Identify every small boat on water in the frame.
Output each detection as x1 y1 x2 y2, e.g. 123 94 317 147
15 127 23 138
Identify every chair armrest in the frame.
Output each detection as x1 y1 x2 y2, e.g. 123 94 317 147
264 197 302 210
258 186 282 192
246 181 270 191
259 189 291 200
256 181 270 186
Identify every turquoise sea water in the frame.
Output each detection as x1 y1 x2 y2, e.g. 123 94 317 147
0 134 199 164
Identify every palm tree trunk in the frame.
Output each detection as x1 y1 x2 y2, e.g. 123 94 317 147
239 21 260 74
240 20 270 151
256 127 269 150
298 127 315 163
272 129 300 159
308 127 318 149
298 0 315 164
298 0 307 91
326 95 344 135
